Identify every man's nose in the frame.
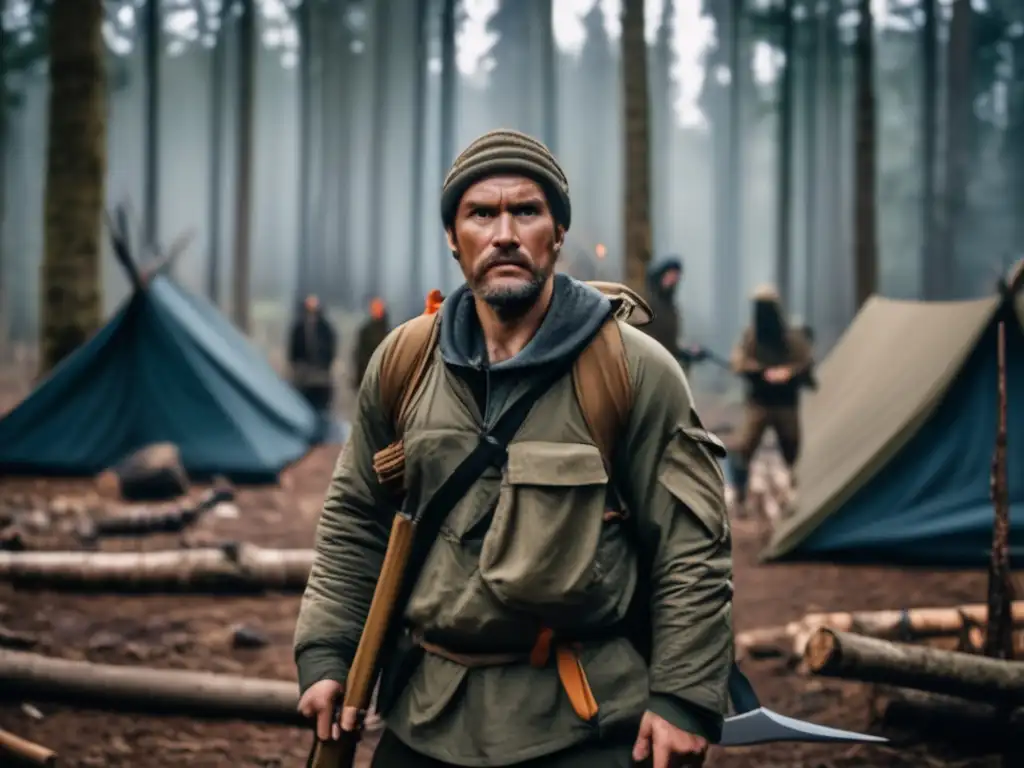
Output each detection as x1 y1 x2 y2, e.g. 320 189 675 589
491 212 519 248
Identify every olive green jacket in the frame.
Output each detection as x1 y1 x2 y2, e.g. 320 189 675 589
295 306 732 766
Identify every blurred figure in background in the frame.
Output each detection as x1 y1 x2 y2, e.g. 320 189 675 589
727 285 815 504
353 297 390 390
288 294 338 412
643 255 705 373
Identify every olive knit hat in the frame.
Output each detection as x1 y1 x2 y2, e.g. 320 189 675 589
440 129 571 231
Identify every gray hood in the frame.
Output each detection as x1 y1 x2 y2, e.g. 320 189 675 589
439 273 612 372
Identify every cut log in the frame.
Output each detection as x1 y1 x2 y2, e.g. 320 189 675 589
78 486 234 541
0 728 56 766
872 687 1024 749
805 628 1024 706
0 649 305 727
0 543 314 593
737 601 1024 660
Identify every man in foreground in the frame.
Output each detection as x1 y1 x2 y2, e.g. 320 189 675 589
294 129 732 767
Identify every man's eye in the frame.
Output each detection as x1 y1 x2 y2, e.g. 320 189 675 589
471 208 494 218
515 207 539 216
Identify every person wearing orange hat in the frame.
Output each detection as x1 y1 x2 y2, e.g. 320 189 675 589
352 296 391 390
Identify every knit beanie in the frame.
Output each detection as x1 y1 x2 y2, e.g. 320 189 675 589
441 129 571 231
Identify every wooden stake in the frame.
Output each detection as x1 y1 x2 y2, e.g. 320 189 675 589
987 319 1015 660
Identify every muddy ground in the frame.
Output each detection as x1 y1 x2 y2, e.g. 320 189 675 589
0 381 1010 768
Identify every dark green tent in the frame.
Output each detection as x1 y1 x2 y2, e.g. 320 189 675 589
0 219 320 483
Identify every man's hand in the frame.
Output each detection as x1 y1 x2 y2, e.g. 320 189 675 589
763 365 792 384
632 710 709 767
298 679 344 741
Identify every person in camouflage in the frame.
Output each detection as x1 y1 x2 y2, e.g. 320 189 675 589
295 129 732 768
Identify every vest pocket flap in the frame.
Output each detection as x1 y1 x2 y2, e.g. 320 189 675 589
658 428 727 541
506 441 608 487
681 426 728 458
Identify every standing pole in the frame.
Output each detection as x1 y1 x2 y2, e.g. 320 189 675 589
985 318 1014 661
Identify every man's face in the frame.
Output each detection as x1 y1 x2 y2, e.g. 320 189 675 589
660 268 680 291
446 175 564 318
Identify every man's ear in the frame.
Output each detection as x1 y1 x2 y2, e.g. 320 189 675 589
553 225 565 255
445 227 458 253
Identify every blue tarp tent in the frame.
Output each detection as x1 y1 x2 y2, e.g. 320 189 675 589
0 272 321 483
762 286 1024 567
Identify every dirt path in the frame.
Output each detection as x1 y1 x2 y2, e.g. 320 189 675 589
0 442 1002 768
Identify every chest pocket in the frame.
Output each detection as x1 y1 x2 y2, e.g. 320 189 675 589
478 441 629 622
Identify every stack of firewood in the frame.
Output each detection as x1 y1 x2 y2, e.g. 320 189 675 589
738 601 1024 751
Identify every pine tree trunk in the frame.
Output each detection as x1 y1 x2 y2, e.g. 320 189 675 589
920 0 938 298
409 0 429 310
207 1 227 304
776 0 795 306
40 0 107 374
231 0 255 332
939 0 972 300
621 0 651 297
852 0 877 308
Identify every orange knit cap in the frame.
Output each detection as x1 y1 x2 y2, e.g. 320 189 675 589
369 297 386 320
424 289 444 315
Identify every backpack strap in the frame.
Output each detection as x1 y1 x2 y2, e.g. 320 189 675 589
373 311 441 495
572 319 631 469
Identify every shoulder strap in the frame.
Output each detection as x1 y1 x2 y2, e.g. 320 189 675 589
378 312 441 433
571 280 645 467
572 319 632 468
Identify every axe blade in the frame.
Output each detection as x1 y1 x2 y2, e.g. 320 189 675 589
721 707 889 747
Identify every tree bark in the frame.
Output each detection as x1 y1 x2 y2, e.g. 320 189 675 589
937 0 972 300
0 544 314 593
39 0 106 373
367 0 392 298
0 649 305 727
776 0 795 306
920 0 938 298
805 628 1024 705
296 0 314 299
231 0 255 332
987 320 1015 659
143 0 161 251
408 0 429 310
621 0 651 297
803 4 819 324
852 0 877 308
873 687 1024 748
206 0 227 304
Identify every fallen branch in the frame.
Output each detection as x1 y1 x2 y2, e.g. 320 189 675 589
0 649 306 727
737 601 1024 660
78 487 234 541
805 629 1024 706
0 542 314 593
872 687 1024 749
0 728 56 766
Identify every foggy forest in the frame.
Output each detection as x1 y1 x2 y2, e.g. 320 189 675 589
2 3 1024 768
2 0 1019 364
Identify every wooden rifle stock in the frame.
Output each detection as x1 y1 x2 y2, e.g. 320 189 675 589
307 515 416 768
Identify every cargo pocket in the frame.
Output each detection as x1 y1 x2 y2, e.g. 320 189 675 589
479 441 612 616
658 425 729 543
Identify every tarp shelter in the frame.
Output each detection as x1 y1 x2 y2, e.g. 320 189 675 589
762 284 1024 567
0 259 321 483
